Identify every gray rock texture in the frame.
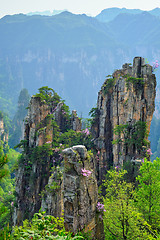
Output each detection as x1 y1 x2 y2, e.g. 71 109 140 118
71 110 82 131
62 145 98 235
0 117 8 143
92 57 156 182
14 94 98 235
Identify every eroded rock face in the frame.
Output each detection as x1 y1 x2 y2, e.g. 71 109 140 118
41 145 98 238
92 57 156 181
71 110 82 131
24 96 51 147
0 116 8 143
14 97 54 225
14 94 86 227
62 145 98 235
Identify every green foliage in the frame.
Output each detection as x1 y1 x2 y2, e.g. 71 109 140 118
60 103 72 132
89 107 99 119
58 129 94 150
34 86 61 107
42 166 63 196
0 111 11 135
125 76 144 90
123 160 139 183
14 140 28 153
88 107 99 125
0 143 9 181
103 169 156 239
32 144 53 163
135 158 160 230
6 148 20 173
102 76 115 95
113 120 148 153
34 87 71 133
0 145 19 230
9 212 84 240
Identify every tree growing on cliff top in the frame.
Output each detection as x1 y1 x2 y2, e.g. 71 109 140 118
35 86 61 106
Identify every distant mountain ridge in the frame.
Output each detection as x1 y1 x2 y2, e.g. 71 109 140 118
96 7 160 22
27 9 67 16
0 10 160 119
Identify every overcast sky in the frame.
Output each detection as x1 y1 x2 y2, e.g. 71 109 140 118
0 0 160 18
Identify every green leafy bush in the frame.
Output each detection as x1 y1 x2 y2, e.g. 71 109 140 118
112 120 148 153
135 158 160 231
125 76 144 90
103 169 157 239
102 77 115 95
10 212 84 240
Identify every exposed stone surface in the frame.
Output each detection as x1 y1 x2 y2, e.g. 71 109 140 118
92 57 156 182
62 145 98 235
14 96 66 225
41 145 99 238
41 170 64 218
0 116 8 143
25 96 51 147
71 110 82 131
14 94 88 229
13 57 155 239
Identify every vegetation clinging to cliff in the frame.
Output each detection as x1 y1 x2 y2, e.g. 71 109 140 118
102 75 115 95
125 76 144 90
112 120 149 154
34 86 61 108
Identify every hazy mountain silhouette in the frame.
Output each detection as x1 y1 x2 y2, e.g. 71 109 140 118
0 10 160 118
96 7 160 22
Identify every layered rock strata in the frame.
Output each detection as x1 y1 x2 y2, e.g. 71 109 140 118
92 57 156 182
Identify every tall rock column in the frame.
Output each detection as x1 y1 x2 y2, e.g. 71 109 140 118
14 89 82 225
0 113 8 143
92 57 156 182
62 145 98 237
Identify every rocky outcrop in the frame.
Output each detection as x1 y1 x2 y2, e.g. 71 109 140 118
41 145 98 237
13 90 99 238
0 114 8 143
92 57 156 182
24 96 51 147
14 92 99 230
71 110 82 131
14 95 69 225
63 145 98 235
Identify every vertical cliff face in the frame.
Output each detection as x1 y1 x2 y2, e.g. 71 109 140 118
14 89 99 236
0 113 9 144
14 96 54 225
14 90 99 238
0 118 8 143
92 57 156 181
71 110 82 131
41 145 98 239
14 91 77 225
62 145 98 235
